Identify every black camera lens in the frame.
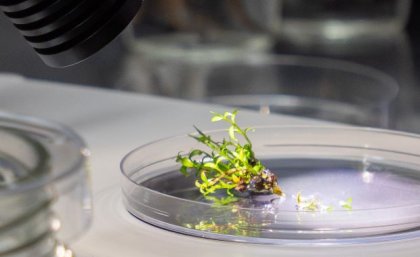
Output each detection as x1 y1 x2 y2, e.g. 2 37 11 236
0 0 143 67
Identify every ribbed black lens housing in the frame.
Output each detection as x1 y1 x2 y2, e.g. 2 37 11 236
0 0 143 67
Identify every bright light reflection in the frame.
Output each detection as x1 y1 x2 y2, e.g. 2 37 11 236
81 148 91 157
56 244 73 257
259 105 270 115
51 218 61 231
362 171 374 184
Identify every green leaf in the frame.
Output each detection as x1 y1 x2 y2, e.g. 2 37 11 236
231 110 238 122
202 162 219 171
180 166 188 176
237 148 245 162
200 171 208 182
228 126 237 141
223 111 230 119
244 127 254 133
232 174 240 183
216 161 229 172
180 157 195 168
339 197 353 211
226 189 234 196
189 149 203 158
211 115 223 122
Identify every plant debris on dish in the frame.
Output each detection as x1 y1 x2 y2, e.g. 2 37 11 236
176 110 353 211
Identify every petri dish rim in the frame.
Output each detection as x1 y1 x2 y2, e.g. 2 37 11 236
120 125 420 244
121 125 420 214
0 111 87 196
216 54 400 103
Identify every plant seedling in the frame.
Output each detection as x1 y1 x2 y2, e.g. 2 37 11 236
176 110 283 204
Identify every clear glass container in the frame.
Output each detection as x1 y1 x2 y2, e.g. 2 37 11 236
119 53 398 128
121 126 420 244
281 0 412 41
0 112 91 256
119 30 273 96
205 55 399 128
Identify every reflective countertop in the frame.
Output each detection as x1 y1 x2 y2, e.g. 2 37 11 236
1 77 420 257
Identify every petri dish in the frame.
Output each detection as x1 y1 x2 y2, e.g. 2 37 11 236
280 0 411 41
118 32 273 96
121 126 420 245
0 112 91 256
205 55 399 128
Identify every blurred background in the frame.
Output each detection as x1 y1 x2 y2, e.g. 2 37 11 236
1 0 420 132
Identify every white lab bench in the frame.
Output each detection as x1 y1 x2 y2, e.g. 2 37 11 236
0 75 418 257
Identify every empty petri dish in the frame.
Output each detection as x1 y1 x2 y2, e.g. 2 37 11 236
204 55 399 128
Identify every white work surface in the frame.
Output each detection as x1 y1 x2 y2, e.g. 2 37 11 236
0 74 419 257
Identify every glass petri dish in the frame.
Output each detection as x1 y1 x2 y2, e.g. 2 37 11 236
118 32 273 96
0 112 91 256
125 32 273 64
205 55 399 128
121 126 420 245
281 0 411 41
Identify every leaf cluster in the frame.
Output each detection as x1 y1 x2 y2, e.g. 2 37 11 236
176 110 281 202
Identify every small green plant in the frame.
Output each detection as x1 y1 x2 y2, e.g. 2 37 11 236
339 197 353 211
295 192 353 212
176 110 283 203
295 192 334 212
